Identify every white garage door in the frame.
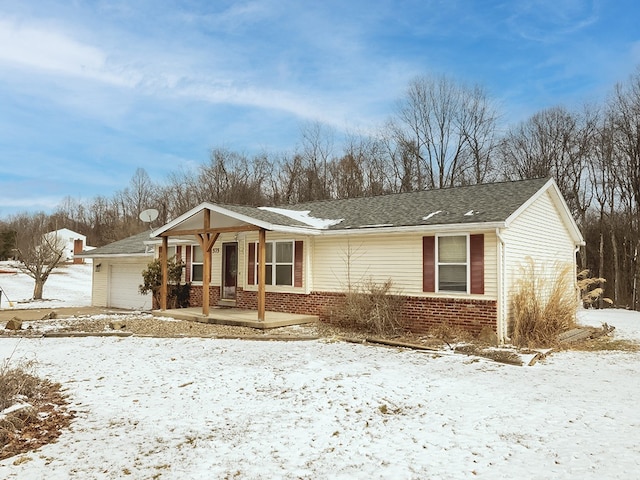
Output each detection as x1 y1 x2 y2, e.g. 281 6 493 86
109 264 152 310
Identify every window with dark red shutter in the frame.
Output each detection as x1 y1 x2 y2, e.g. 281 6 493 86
423 234 485 294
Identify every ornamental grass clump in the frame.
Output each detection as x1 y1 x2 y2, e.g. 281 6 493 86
510 259 578 348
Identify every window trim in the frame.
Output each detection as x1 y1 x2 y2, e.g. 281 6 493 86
435 234 470 294
191 245 204 283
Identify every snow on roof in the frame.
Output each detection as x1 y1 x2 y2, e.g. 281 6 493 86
422 210 442 221
258 207 343 229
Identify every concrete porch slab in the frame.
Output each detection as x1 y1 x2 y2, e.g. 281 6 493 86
152 307 318 329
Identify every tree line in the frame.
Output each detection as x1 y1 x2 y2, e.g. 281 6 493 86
2 69 640 309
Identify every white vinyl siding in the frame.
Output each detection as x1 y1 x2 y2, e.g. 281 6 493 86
311 232 497 298
501 190 579 322
91 262 109 307
503 190 576 280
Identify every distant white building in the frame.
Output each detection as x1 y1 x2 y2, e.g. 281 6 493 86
45 228 94 263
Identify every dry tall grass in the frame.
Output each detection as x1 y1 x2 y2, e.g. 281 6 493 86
0 358 39 449
510 259 578 347
331 279 405 335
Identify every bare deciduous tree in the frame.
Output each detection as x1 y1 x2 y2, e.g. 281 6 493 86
499 105 594 223
389 74 499 190
10 212 66 300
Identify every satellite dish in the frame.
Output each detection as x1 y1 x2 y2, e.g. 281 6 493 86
139 208 159 223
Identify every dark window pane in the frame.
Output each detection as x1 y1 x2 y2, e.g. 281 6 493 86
439 265 466 292
276 242 293 263
192 264 203 282
275 265 292 285
265 265 273 285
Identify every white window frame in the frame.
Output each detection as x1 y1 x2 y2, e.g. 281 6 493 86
191 245 204 283
435 234 470 294
254 240 295 286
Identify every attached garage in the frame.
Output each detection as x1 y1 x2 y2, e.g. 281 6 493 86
109 263 152 310
75 231 154 311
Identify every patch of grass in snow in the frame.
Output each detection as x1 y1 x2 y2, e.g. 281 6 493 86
567 337 640 352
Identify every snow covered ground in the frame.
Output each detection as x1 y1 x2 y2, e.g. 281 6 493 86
0 264 639 479
0 261 92 309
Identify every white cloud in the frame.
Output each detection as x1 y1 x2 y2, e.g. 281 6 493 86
0 18 138 87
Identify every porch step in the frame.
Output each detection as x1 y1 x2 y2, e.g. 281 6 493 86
217 299 237 308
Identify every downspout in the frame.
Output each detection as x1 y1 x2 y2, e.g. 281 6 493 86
496 228 507 344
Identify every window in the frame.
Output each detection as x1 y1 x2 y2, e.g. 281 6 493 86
256 241 294 286
423 234 484 295
437 236 468 292
191 245 203 282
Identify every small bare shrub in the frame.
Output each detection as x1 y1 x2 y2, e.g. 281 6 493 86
331 279 405 335
510 260 578 347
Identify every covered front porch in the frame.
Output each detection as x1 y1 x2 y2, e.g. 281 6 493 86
153 306 318 329
152 204 274 322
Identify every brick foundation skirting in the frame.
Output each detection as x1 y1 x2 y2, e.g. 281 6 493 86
186 286 497 336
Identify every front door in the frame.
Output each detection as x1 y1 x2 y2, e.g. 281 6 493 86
222 242 238 300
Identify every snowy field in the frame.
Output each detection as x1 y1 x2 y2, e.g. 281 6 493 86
0 261 92 309
0 264 639 479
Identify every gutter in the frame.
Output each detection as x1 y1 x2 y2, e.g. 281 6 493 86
270 221 507 237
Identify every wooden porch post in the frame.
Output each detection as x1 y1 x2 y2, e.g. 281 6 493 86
258 228 266 321
160 236 168 310
195 209 221 317
201 209 211 316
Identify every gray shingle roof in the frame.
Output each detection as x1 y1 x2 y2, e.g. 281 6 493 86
223 178 551 230
77 231 152 257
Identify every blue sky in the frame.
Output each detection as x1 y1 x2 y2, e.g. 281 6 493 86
1 0 639 218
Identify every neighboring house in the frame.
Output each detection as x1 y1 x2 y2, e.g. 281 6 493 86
150 178 584 342
75 231 154 310
45 228 93 263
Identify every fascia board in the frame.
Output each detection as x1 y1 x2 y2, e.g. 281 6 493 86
151 202 281 237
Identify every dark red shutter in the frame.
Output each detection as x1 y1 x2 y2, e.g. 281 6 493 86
294 241 303 287
185 245 192 282
248 242 256 285
422 236 435 292
470 234 484 294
